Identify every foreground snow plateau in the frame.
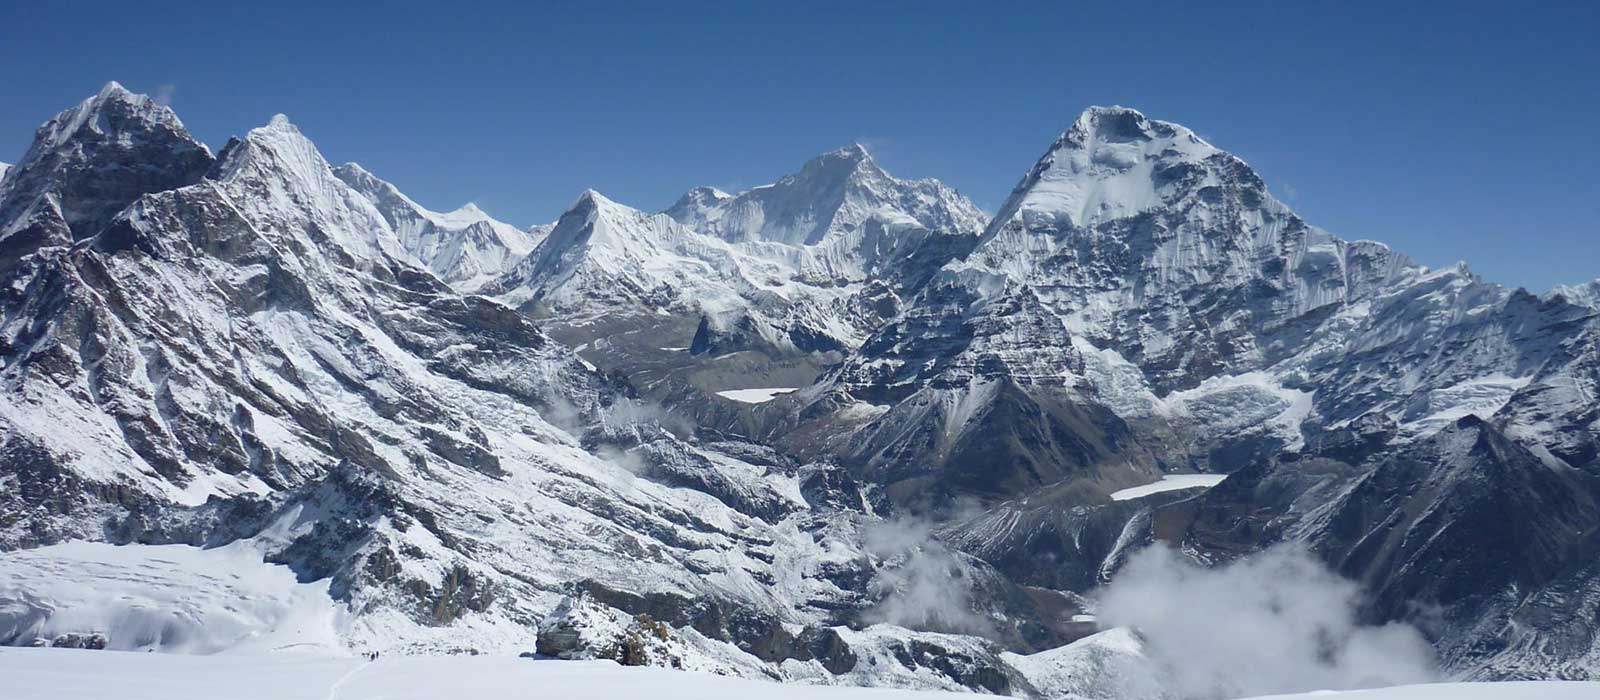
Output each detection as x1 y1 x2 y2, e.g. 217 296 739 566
0 541 344 654
0 649 958 700
4 648 1596 700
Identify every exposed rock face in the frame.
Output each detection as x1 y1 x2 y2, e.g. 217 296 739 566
1129 416 1600 679
0 82 212 275
761 106 1597 679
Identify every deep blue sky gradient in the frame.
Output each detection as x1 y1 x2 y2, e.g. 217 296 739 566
2 1 1595 290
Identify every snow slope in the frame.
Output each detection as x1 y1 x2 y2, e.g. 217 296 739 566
1108 474 1228 501
716 387 799 403
0 648 970 700
332 162 540 291
1241 682 1600 700
0 541 345 654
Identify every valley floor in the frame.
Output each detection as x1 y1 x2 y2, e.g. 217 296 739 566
4 648 1597 700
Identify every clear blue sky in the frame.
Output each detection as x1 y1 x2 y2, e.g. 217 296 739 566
2 1 1595 290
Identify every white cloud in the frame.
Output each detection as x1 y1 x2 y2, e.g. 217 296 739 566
1097 543 1437 699
862 514 991 636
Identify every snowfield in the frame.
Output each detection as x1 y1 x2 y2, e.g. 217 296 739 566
1 648 961 700
1109 474 1228 501
715 387 800 403
0 541 345 654
1240 682 1600 700
3 648 1596 700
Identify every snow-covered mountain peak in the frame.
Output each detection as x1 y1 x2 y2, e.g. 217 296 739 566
664 186 735 230
19 82 202 169
1548 278 1600 309
220 115 324 177
680 185 732 202
332 161 537 289
573 187 618 210
334 162 502 228
484 187 733 313
1067 105 1184 141
987 105 1228 233
792 142 878 182
96 79 129 97
205 114 414 268
32 81 191 153
446 201 486 219
0 83 213 249
665 144 985 253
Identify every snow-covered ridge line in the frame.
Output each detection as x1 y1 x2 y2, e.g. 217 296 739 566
331 162 542 290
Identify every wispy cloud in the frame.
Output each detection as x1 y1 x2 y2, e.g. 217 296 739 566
153 83 177 106
861 504 992 636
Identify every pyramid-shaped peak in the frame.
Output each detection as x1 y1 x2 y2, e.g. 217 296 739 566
264 113 299 131
96 80 134 100
569 188 632 216
75 81 149 114
1066 105 1191 145
984 106 1243 233
800 142 877 174
30 82 192 153
575 188 610 205
833 142 872 159
0 82 213 245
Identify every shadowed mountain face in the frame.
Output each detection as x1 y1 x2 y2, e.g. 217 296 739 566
0 86 1596 692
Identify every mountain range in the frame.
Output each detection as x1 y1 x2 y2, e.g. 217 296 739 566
0 83 1596 696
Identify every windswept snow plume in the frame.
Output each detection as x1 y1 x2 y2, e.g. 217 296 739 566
1098 544 1437 699
862 516 990 636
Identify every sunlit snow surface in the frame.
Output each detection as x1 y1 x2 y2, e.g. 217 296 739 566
0 649 961 700
1240 682 1600 700
715 387 799 403
2 649 1596 700
0 542 345 654
1109 474 1228 501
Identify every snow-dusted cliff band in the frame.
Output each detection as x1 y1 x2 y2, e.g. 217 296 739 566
0 83 1596 698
